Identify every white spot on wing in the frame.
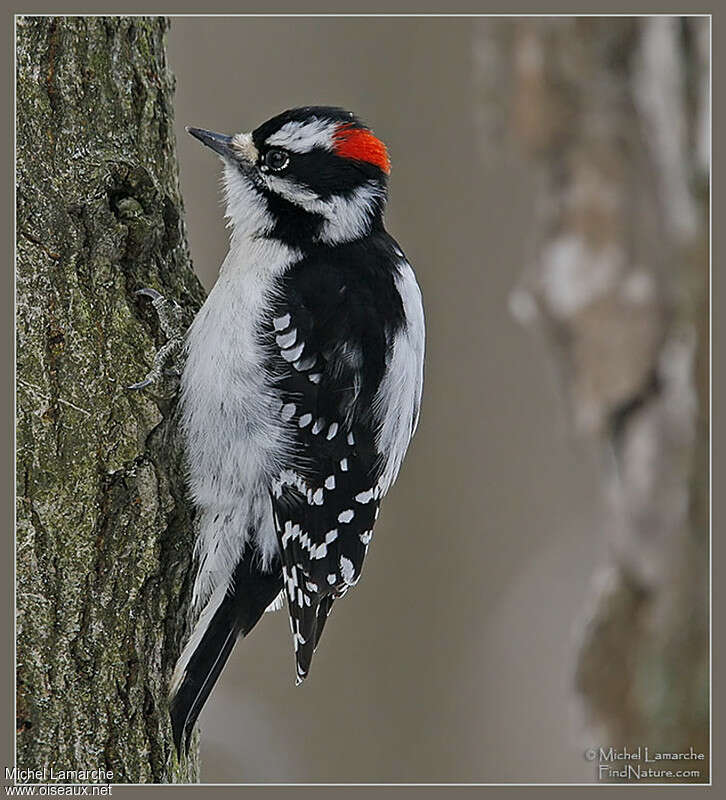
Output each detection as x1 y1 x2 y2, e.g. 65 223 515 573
273 313 291 331
281 342 304 362
338 509 354 524
276 329 297 348
294 355 317 371
281 521 303 548
312 543 327 559
340 556 355 584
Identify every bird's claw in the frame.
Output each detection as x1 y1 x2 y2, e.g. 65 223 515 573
128 287 186 391
127 376 155 391
135 287 164 302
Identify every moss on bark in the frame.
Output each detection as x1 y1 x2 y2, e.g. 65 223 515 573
16 16 205 782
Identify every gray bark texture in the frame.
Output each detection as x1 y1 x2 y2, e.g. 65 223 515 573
475 18 709 780
16 16 205 782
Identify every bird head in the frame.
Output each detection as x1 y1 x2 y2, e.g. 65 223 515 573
188 106 391 247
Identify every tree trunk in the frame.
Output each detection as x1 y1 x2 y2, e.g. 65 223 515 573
475 17 709 781
16 16 204 782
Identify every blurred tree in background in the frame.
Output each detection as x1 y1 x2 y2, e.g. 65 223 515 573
475 17 709 781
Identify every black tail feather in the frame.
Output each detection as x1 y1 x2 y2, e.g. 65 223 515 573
291 592 336 684
314 595 335 650
170 554 282 755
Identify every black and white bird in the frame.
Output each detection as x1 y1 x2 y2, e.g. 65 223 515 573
169 106 425 753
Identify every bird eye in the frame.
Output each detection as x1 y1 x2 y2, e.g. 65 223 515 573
263 148 290 172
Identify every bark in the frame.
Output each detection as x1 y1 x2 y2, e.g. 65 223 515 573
16 16 205 782
475 18 709 780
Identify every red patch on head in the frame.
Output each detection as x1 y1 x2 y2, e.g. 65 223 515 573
333 124 390 175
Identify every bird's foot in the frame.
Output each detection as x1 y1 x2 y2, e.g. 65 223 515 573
128 288 185 391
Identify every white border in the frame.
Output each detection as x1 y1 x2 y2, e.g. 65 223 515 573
12 11 713 789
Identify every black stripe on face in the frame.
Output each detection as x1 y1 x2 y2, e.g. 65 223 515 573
259 187 327 249
251 148 386 248
280 148 387 201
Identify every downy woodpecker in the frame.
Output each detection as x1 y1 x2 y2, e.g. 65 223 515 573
168 106 425 753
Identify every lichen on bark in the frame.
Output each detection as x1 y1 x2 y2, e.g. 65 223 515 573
16 16 205 782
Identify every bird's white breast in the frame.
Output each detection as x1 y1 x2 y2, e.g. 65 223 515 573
180 235 300 604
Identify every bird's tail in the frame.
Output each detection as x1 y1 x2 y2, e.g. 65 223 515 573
288 589 337 685
169 551 282 754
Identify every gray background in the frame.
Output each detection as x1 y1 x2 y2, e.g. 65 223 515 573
168 17 603 782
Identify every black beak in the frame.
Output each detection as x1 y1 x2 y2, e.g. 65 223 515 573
186 127 235 158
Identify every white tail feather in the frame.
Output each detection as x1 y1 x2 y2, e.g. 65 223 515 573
170 581 228 697
264 589 285 613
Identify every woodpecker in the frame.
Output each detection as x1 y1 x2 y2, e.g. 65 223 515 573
167 106 425 753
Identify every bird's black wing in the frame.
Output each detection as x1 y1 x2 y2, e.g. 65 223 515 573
265 240 405 683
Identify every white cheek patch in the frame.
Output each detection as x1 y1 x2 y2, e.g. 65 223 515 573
317 182 386 244
263 174 321 207
265 118 337 153
261 174 385 245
